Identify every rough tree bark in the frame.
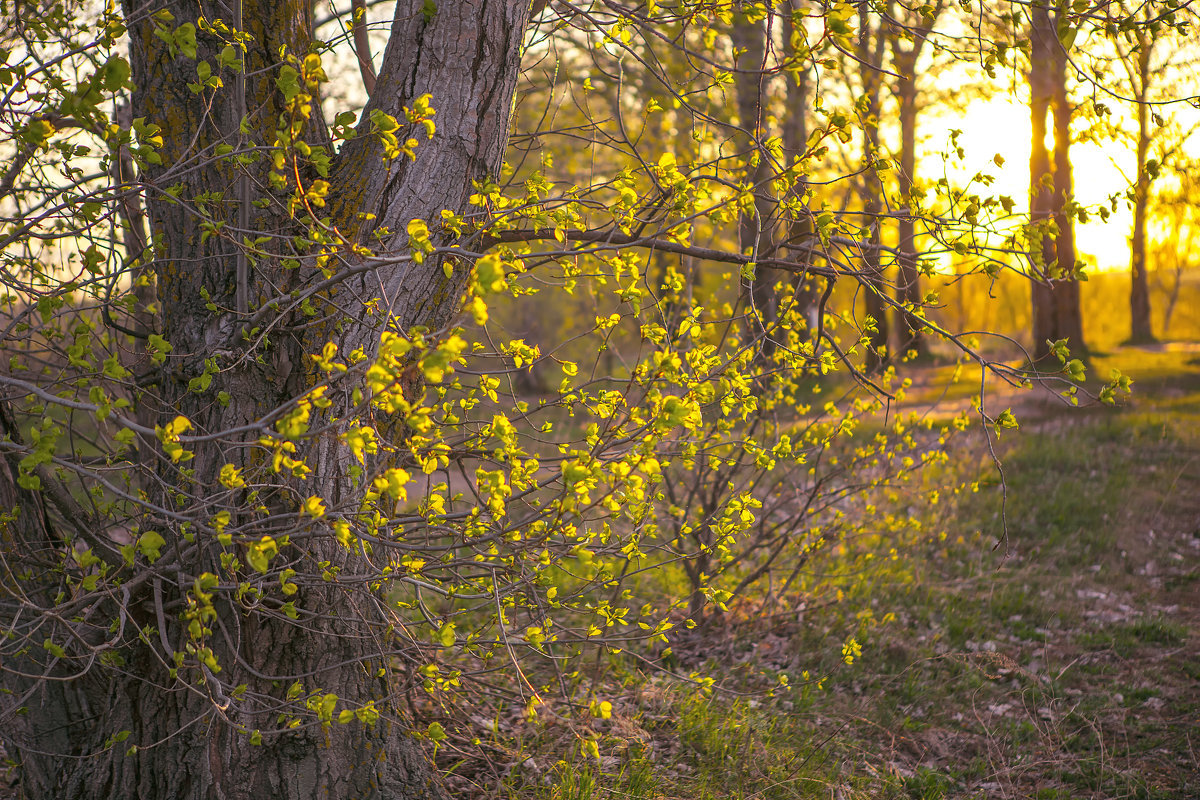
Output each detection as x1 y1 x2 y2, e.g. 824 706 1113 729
2 0 531 796
1029 1 1085 363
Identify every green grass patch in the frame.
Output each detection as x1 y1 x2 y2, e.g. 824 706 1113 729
1078 617 1188 650
899 766 955 799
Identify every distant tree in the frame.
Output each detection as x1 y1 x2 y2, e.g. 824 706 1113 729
1122 12 1160 344
856 0 891 370
1091 3 1199 343
780 0 818 330
1146 156 1200 335
732 6 782 348
888 2 943 359
1028 0 1086 362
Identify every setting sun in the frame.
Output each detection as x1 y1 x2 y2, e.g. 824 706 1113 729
936 95 1175 273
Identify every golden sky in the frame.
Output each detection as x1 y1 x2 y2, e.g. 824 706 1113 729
943 95 1198 274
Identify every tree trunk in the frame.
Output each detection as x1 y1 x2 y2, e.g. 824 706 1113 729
8 629 442 800
660 103 701 337
890 10 936 361
1129 40 1155 343
1029 2 1085 363
895 74 925 357
1049 24 1085 357
857 1 889 370
732 11 781 352
1029 10 1057 362
4 0 531 796
781 1 818 334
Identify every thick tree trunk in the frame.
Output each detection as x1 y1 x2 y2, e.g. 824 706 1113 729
1029 2 1085 363
9 641 442 800
4 0 531 796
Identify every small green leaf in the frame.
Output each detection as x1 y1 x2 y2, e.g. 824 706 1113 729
246 536 278 573
995 409 1018 429
277 65 301 101
138 530 167 563
147 334 172 364
103 55 131 90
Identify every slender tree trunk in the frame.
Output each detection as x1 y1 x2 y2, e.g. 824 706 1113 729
891 12 934 360
4 0 531 796
1050 27 1085 356
1129 42 1155 343
1029 2 1085 362
732 11 781 353
1029 11 1058 361
782 1 818 333
684 549 712 622
660 103 699 337
895 79 923 356
857 1 889 370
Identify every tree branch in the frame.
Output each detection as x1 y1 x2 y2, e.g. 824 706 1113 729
483 228 840 278
351 0 377 95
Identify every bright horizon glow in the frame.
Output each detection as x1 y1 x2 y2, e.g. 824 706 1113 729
930 96 1138 274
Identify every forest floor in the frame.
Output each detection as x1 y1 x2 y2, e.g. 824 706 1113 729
462 344 1200 800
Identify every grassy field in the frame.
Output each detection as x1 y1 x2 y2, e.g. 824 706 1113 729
443 346 1200 800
